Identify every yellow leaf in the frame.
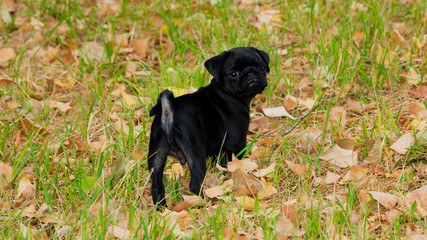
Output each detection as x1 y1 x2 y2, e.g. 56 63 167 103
54 78 74 89
235 196 255 211
120 90 140 108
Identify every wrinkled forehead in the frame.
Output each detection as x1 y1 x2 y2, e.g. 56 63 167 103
223 50 263 70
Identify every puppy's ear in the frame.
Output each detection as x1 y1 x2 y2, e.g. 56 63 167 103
253 48 270 73
204 51 228 81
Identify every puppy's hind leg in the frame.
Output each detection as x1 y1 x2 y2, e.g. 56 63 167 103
177 141 207 197
148 136 169 207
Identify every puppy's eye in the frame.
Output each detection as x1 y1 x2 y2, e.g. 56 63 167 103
260 66 266 72
230 72 239 78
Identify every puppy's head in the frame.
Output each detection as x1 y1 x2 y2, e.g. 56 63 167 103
204 47 269 99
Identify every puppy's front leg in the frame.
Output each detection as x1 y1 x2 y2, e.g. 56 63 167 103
148 136 169 207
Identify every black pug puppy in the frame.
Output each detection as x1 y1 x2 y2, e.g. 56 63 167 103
148 47 269 207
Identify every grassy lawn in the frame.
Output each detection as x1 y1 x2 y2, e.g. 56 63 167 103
0 0 426 239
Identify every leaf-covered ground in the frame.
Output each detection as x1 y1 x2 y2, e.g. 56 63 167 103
0 0 426 239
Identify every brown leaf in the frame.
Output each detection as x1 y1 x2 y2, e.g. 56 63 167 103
0 162 12 189
285 160 307 176
47 100 73 113
232 170 263 197
235 196 256 211
108 226 130 239
16 174 36 201
369 165 386 175
224 228 238 240
390 132 415 154
257 182 277 199
283 95 297 112
295 128 323 154
336 138 358 151
330 106 347 128
363 138 382 165
249 116 277 133
253 161 276 178
339 166 368 183
276 215 305 237
250 146 271 160
19 118 49 136
22 204 36 218
325 171 341 184
0 79 15 88
369 191 399 210
319 144 358 168
410 86 427 98
88 135 114 154
385 168 412 178
131 38 150 58
41 47 60 63
82 42 105 62
405 185 427 217
407 102 427 118
227 158 258 173
204 179 233 198
172 195 203 212
0 48 15 65
64 137 86 151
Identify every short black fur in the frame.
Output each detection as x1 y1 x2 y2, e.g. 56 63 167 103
148 47 269 207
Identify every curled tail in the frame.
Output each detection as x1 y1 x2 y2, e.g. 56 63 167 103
150 90 174 135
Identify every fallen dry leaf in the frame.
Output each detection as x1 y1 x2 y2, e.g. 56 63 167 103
401 68 421 85
82 42 105 62
369 191 400 210
369 165 386 175
276 215 305 237
235 196 256 211
295 128 323 154
108 226 130 239
41 46 61 63
330 106 347 128
16 174 36 201
232 170 263 197
204 179 233 198
410 85 427 98
325 171 341 184
405 185 427 217
131 38 150 58
285 160 308 176
88 135 114 154
57 226 72 238
0 162 12 189
22 204 36 218
253 161 276 178
336 138 358 151
386 168 412 178
249 116 278 133
172 195 203 212
224 227 238 240
227 158 258 173
339 166 368 183
250 146 270 160
363 138 382 165
390 132 415 155
283 95 297 112
257 182 277 199
262 106 295 119
407 101 427 118
47 100 73 113
319 144 358 168
0 48 15 66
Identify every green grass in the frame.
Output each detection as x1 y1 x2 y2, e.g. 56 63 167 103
1 0 426 239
